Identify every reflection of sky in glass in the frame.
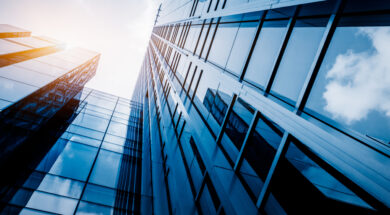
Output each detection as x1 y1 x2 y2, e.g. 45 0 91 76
271 18 326 103
245 20 288 88
306 25 390 143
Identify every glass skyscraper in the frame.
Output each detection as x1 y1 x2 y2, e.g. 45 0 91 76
1 0 390 214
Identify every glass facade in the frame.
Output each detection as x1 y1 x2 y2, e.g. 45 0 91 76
142 0 390 214
1 0 390 214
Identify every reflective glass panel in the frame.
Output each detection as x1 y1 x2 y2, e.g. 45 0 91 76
226 21 257 76
26 191 78 215
49 142 98 181
37 174 84 198
82 184 116 207
305 15 390 144
89 149 122 188
245 20 288 88
76 201 113 215
207 23 240 68
264 138 374 214
271 18 327 104
0 77 38 102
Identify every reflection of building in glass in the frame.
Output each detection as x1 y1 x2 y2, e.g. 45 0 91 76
1 0 390 214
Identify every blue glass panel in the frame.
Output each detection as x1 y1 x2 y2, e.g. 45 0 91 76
305 15 390 144
85 95 116 110
82 184 116 207
244 20 288 88
107 121 129 138
264 139 374 214
73 112 110 132
226 21 257 76
61 132 101 147
76 201 113 215
0 77 38 102
0 65 55 87
207 23 240 68
49 142 98 181
0 98 12 110
26 191 78 215
104 134 128 146
19 208 53 215
66 125 105 140
271 18 327 103
89 149 122 188
37 174 84 198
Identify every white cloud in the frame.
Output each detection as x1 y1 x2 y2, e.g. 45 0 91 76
323 27 390 124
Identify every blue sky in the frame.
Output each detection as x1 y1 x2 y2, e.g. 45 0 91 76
0 0 160 98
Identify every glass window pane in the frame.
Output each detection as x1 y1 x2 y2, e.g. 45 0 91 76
107 121 128 138
82 184 116 207
66 125 105 140
49 142 98 181
207 23 240 68
0 65 55 87
305 15 390 144
271 18 327 103
72 112 110 132
244 20 288 88
26 191 78 215
76 201 113 215
37 174 84 198
264 138 374 214
89 149 122 188
0 77 38 102
85 95 116 110
239 112 284 197
226 21 257 76
61 132 101 147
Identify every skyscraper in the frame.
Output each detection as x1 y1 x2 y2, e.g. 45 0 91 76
132 0 390 214
0 25 102 214
1 0 390 214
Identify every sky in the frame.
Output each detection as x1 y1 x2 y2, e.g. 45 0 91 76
0 0 160 98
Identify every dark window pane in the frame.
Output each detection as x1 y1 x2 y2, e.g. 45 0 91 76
239 112 284 197
264 138 375 214
245 20 288 88
305 15 390 144
271 18 327 103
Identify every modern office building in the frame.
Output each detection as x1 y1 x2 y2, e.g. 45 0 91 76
132 0 390 214
0 25 102 214
1 0 390 214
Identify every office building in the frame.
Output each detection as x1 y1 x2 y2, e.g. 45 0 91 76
0 25 102 214
134 0 390 214
1 0 390 214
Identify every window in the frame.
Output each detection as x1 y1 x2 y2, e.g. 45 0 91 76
207 22 239 68
271 17 328 104
0 77 37 102
305 14 390 145
89 149 122 188
48 142 98 181
263 138 375 214
239 112 284 197
244 20 288 89
225 21 257 76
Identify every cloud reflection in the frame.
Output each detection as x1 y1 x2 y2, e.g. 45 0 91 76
323 27 390 124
